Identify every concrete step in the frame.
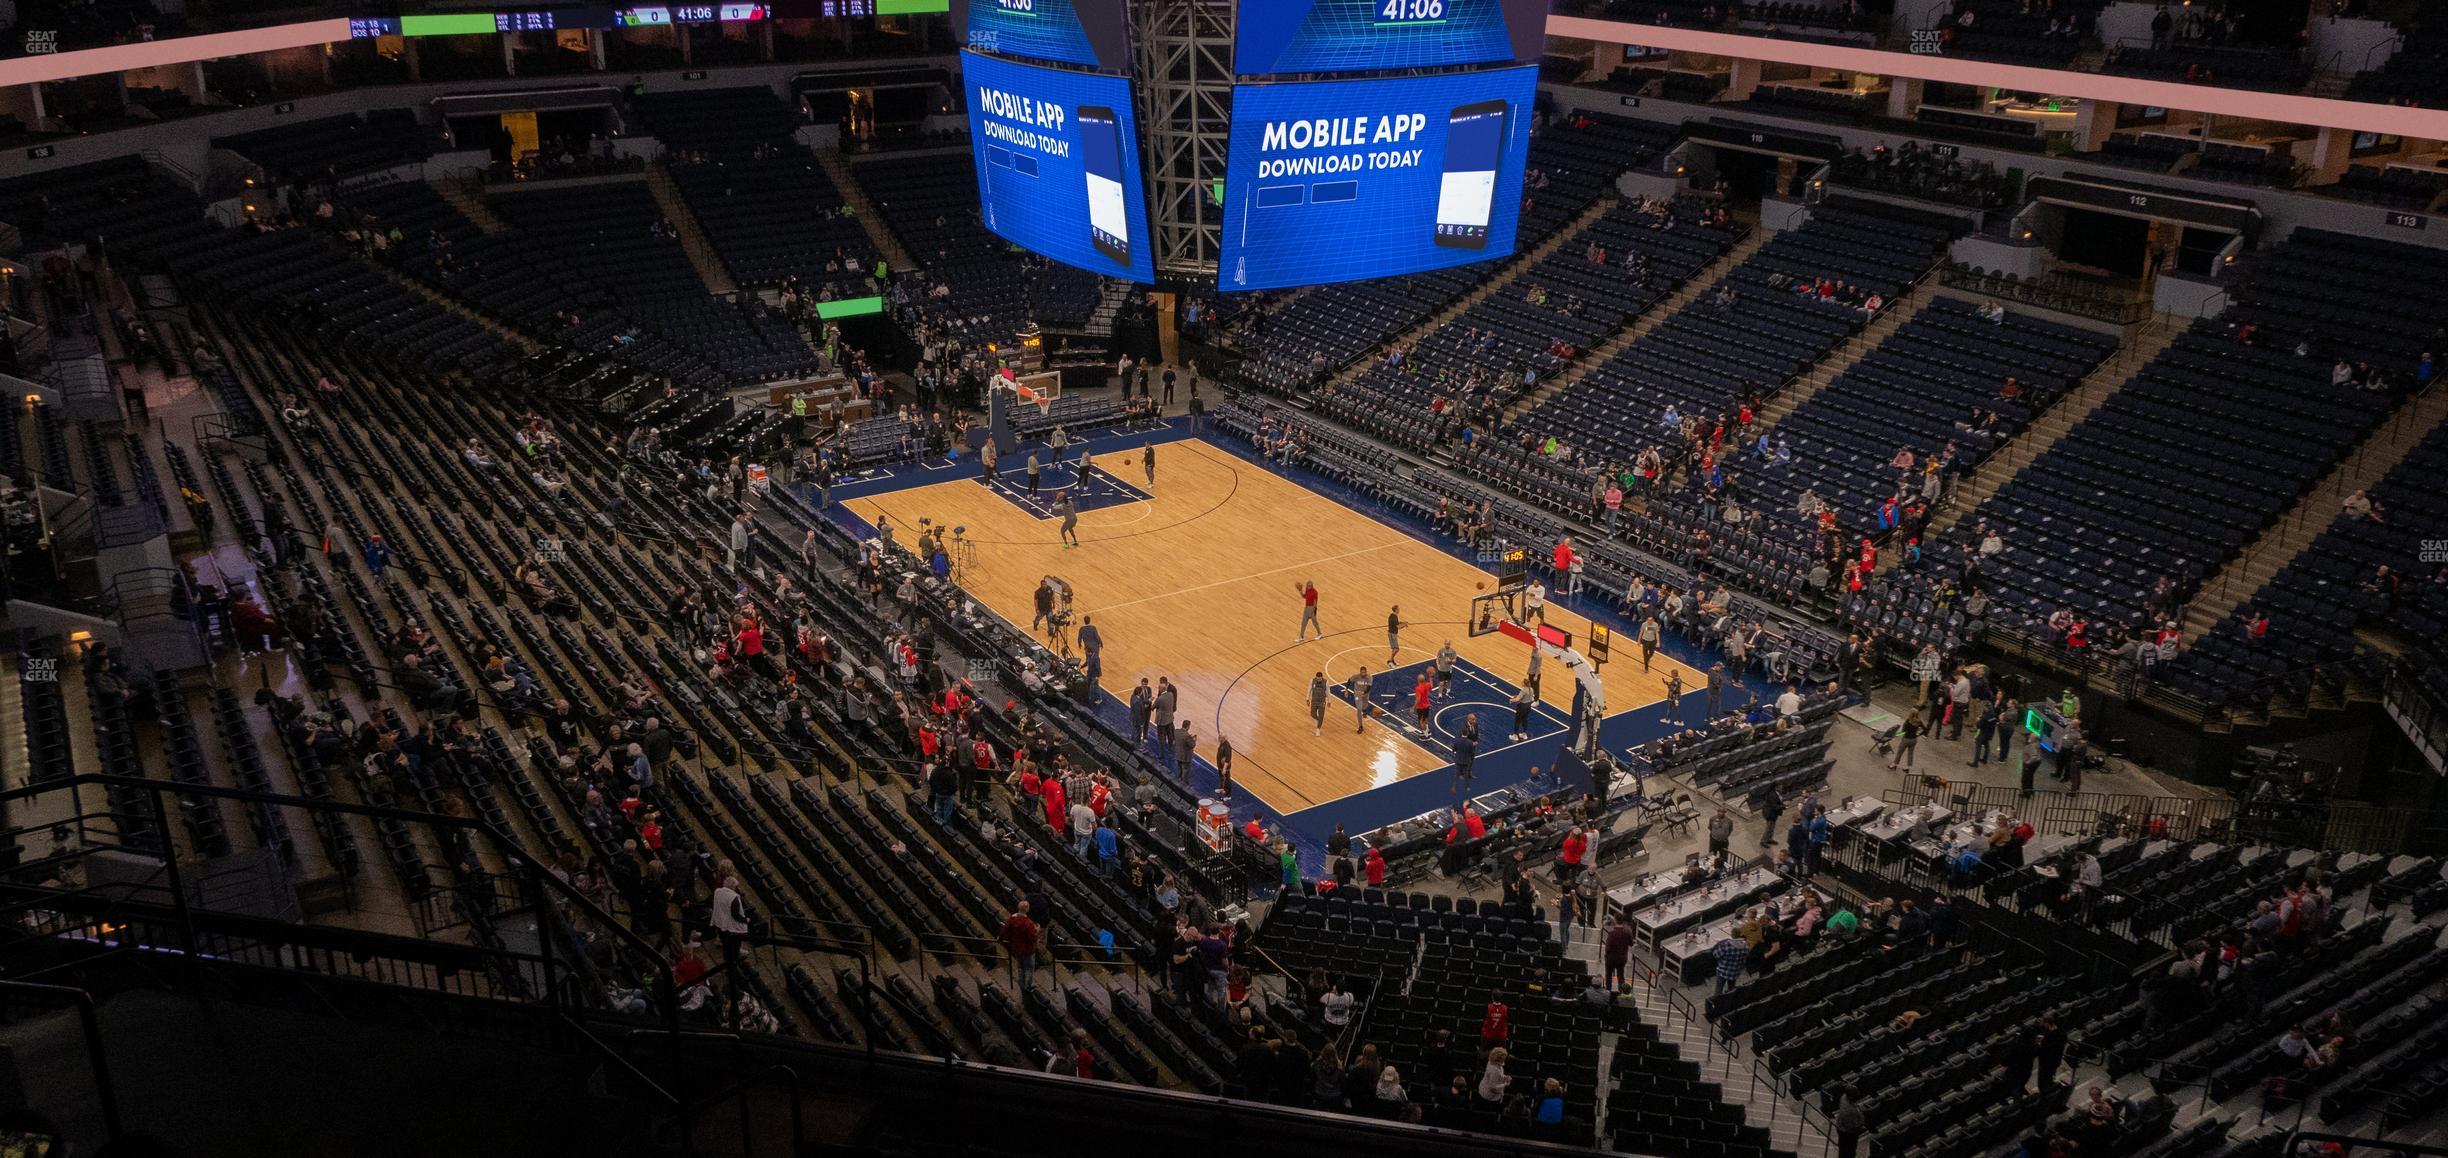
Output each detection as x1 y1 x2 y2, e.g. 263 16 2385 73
1612 978 1823 1157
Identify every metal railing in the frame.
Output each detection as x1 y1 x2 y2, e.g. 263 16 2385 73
1883 773 2239 843
0 981 121 1143
2383 663 2448 774
1939 266 2156 325
0 771 703 1146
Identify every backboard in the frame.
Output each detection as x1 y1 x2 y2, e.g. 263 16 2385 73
1468 589 1519 638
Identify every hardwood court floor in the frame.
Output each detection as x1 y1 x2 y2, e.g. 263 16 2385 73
848 438 1704 813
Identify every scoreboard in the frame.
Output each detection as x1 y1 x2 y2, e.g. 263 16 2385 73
347 3 802 36
1234 0 1545 76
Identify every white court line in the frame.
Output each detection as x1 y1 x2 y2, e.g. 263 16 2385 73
1081 539 1415 615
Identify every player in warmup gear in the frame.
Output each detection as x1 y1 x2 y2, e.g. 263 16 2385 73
1386 604 1404 663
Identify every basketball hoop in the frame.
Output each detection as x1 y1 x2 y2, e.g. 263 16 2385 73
1014 382 1052 418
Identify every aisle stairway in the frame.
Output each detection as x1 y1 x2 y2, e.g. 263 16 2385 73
2183 380 2448 641
1617 973 1820 1158
432 176 507 234
820 150 919 274
1502 225 1770 425
1314 195 1624 401
1749 275 1943 431
1916 315 2183 547
645 159 739 296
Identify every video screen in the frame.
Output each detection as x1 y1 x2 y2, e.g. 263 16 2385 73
952 0 1132 70
962 50 1156 282
1218 66 1536 291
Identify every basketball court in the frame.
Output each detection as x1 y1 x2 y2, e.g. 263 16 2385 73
843 430 1706 831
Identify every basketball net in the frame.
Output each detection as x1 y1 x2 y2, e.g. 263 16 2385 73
1013 382 1051 418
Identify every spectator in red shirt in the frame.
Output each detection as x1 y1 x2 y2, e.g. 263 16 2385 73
1000 902 1041 989
1364 846 1388 886
1480 992 1511 1044
672 942 709 989
1558 825 1588 884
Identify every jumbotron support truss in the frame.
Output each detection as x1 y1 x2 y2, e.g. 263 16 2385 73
1133 0 1235 281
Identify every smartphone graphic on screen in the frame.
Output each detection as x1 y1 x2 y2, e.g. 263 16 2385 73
1434 99 1509 249
1078 105 1132 267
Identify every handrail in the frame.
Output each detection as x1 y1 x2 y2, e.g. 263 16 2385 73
2382 662 2448 773
0 980 121 1141
1938 266 2155 325
0 771 691 1099
2365 33 2403 72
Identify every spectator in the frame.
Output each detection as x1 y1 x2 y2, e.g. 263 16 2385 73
1000 902 1042 989
1711 931 1747 995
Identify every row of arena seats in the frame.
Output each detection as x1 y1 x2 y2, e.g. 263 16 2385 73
2098 132 2197 173
634 86 879 297
1228 110 1681 400
853 148 1103 344
2348 21 2448 109
338 176 732 391
2334 163 2448 211
191 284 1228 1071
2165 419 2448 708
1741 298 2120 538
1719 830 2447 1158
2103 45 2312 93
1251 885 1622 1146
1320 199 1744 454
213 110 438 184
1635 695 1842 807
1487 197 1959 502
1896 226 2448 641
486 182 823 382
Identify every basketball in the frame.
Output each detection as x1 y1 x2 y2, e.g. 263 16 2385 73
1475 582 1485 591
